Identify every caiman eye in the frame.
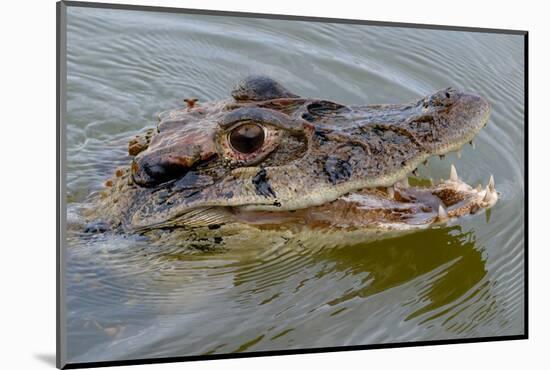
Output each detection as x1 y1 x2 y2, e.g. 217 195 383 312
228 123 265 154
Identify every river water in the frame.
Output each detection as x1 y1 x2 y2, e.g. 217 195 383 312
64 6 525 363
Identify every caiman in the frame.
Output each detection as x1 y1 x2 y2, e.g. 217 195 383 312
84 76 498 252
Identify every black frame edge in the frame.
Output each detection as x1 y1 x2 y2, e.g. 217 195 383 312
523 32 529 339
62 335 527 369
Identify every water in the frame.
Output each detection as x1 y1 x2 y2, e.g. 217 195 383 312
65 6 525 363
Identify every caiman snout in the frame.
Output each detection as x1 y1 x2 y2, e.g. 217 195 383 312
414 88 491 155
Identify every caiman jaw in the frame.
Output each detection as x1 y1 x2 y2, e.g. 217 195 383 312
232 164 498 230
338 165 498 229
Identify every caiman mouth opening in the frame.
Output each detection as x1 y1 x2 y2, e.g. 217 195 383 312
230 164 498 230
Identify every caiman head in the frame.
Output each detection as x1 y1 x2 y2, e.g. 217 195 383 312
96 76 497 233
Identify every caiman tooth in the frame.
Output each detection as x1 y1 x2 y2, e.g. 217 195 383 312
423 160 429 167
438 204 449 220
476 184 482 192
483 186 493 202
450 164 458 182
456 149 462 159
470 141 476 150
412 168 419 177
387 186 395 199
400 177 409 188
488 175 495 192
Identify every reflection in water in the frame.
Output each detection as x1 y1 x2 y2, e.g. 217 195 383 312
227 226 497 340
65 6 524 363
318 227 487 320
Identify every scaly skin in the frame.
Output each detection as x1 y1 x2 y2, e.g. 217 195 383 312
86 76 497 250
